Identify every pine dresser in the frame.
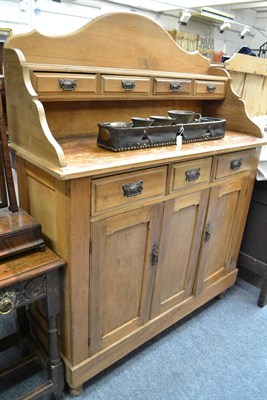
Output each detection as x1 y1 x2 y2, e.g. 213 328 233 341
4 12 267 394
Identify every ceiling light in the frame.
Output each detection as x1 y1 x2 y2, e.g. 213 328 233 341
240 26 250 39
179 10 191 26
201 7 234 21
219 21 231 33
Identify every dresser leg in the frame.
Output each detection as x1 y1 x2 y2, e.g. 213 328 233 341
69 384 84 397
217 291 226 299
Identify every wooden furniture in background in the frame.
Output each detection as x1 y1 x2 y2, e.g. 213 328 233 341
0 90 45 259
0 94 18 213
3 12 267 393
0 99 8 207
225 53 267 117
224 53 267 306
0 28 12 125
0 247 65 399
238 181 267 307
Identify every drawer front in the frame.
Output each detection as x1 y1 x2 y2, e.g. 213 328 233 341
214 150 254 180
194 80 225 97
101 75 150 94
170 158 212 192
92 166 167 215
31 72 97 94
153 78 192 95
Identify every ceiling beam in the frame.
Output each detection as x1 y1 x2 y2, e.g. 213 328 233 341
230 2 267 9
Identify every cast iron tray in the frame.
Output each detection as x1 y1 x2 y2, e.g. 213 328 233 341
97 117 226 152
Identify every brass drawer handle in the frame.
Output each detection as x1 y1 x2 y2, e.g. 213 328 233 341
170 81 182 92
121 80 136 91
0 290 16 315
207 84 216 93
59 79 77 91
185 168 201 182
230 159 242 170
122 180 143 197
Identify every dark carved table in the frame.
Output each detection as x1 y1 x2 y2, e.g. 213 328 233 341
238 180 267 307
0 247 65 399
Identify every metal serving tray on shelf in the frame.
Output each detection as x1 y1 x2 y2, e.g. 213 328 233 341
97 117 226 152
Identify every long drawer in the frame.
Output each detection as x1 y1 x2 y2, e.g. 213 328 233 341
31 72 97 94
92 166 167 215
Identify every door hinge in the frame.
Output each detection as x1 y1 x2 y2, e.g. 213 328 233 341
151 244 159 267
204 222 211 242
89 239 92 255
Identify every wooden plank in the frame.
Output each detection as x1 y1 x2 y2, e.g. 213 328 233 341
4 48 66 167
224 54 267 118
230 71 246 97
0 95 18 211
203 85 263 137
242 74 267 117
65 177 91 365
225 53 267 76
5 13 210 74
9 132 267 181
0 247 64 288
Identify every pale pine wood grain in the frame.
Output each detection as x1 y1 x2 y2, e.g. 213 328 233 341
150 189 209 318
4 49 66 167
225 53 267 117
5 13 210 74
4 12 267 392
225 53 267 76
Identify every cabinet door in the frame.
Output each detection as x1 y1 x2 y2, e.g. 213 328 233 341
90 204 163 353
150 189 209 318
194 177 248 295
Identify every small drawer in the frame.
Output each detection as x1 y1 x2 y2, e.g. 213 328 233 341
92 167 167 215
31 72 97 94
214 150 254 180
153 78 192 95
101 75 150 95
170 158 212 192
194 80 226 97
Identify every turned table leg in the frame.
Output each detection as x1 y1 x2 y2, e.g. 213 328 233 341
258 270 267 307
46 270 65 399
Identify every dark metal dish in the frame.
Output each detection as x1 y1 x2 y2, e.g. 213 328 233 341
97 117 226 152
131 118 153 127
149 116 175 126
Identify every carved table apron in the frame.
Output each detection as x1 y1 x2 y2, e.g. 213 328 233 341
0 247 65 399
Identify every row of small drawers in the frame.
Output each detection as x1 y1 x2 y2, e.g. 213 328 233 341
31 72 226 97
92 149 254 215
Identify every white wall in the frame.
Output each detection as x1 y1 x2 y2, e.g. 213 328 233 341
0 0 265 57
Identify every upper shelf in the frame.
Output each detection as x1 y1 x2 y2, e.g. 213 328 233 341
3 12 265 172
